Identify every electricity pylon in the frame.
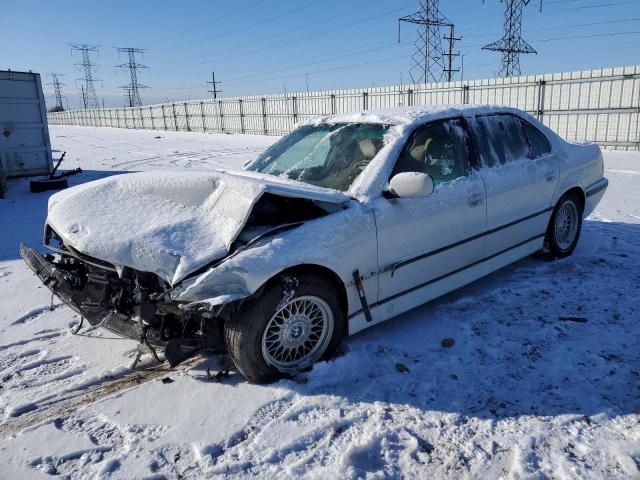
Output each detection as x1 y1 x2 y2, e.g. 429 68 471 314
70 43 101 109
116 47 149 107
47 73 66 111
482 0 536 77
398 0 454 84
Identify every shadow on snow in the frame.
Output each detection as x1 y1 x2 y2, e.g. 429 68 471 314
0 170 126 261
3 169 638 420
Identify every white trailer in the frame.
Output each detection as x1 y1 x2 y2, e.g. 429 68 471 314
0 70 52 196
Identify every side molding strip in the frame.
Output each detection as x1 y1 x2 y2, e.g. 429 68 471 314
348 233 545 320
382 205 553 275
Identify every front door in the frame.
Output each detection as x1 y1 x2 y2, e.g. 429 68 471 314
372 118 487 323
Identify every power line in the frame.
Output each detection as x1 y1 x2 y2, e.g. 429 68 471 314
462 17 640 39
159 30 640 94
137 0 639 99
154 40 406 92
217 54 492 90
47 73 65 111
548 1 639 11
483 0 537 77
115 47 149 107
154 2 412 73
531 30 640 42
462 29 640 49
157 0 390 71
167 1 323 51
155 25 638 98
70 43 101 109
159 0 267 43
221 39 402 80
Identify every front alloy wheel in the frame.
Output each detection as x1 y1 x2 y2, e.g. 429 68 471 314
224 273 345 384
261 295 334 371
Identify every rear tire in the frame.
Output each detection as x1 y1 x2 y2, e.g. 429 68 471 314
30 177 68 193
224 273 346 384
545 192 583 258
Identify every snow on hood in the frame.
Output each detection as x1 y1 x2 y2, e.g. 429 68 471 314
46 169 348 285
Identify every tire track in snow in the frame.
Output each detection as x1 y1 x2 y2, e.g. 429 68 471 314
109 147 264 170
110 151 204 169
10 304 64 326
0 330 65 352
0 356 203 440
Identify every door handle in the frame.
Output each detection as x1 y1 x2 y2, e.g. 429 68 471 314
545 171 556 182
468 193 483 207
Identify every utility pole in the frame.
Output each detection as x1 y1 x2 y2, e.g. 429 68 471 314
70 43 101 109
443 25 461 82
80 85 87 110
398 0 454 83
206 71 221 99
482 0 536 77
47 73 66 111
116 47 149 107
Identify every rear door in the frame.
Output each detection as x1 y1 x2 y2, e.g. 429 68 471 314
468 113 558 256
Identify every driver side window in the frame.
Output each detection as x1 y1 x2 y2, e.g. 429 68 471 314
392 119 471 186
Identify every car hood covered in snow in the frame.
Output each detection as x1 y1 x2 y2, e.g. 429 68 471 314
46 169 348 286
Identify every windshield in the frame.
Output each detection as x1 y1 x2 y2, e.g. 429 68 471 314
247 123 388 191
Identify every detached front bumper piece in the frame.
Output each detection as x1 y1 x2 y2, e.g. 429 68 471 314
19 242 144 340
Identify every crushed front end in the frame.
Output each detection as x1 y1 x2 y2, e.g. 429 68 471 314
19 228 226 365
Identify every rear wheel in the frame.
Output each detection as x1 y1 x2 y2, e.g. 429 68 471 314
30 177 68 193
224 273 345 384
545 192 583 258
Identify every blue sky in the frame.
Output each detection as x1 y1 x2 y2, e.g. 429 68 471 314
3 0 639 108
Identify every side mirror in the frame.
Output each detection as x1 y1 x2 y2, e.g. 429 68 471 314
388 172 434 198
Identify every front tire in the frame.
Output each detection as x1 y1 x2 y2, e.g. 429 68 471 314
545 192 583 258
223 273 345 384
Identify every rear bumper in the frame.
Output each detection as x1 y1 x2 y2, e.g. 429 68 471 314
19 242 145 341
584 177 608 218
586 177 608 198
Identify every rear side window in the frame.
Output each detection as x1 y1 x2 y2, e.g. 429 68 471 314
471 114 530 167
521 120 551 158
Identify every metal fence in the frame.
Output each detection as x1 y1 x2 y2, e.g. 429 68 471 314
48 64 640 150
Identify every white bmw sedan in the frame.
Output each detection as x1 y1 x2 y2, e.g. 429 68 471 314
21 105 608 383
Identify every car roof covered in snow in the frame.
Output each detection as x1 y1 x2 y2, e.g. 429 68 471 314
300 104 527 128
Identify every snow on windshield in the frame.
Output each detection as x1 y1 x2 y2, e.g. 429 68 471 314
247 123 388 191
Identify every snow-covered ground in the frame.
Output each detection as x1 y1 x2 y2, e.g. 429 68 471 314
0 126 639 479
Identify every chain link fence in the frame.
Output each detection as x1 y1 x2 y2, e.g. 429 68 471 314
48 65 640 150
